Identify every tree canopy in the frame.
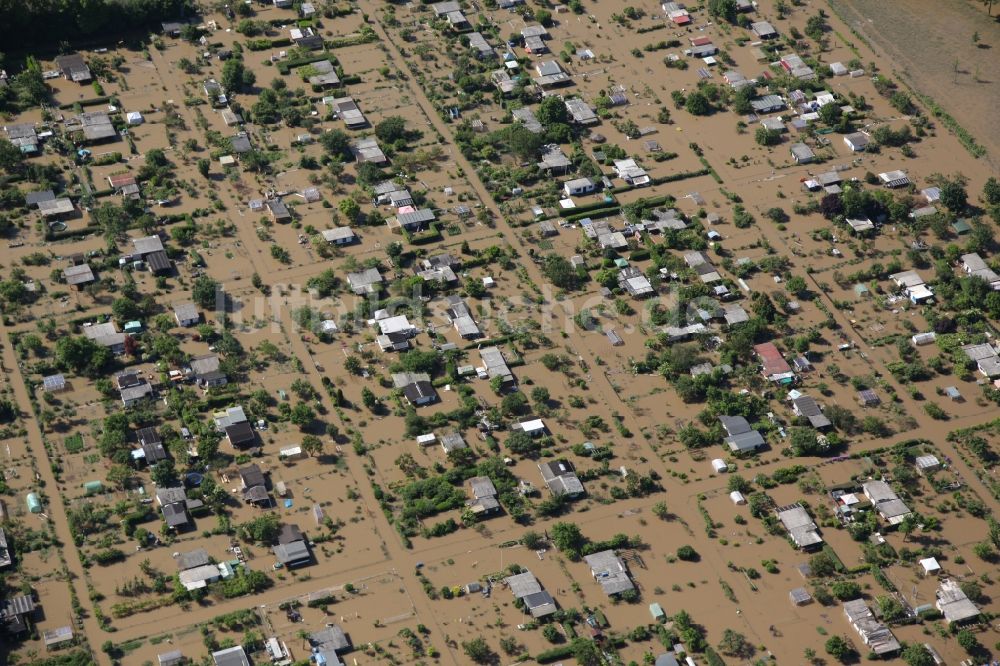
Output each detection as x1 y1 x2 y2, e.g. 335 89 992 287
192 276 221 310
0 0 191 51
56 336 112 377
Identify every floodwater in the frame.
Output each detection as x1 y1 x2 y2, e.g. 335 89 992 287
3 0 1000 664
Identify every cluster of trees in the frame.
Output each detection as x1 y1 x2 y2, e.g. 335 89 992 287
541 254 585 291
374 115 422 151
251 79 308 126
706 0 739 23
0 0 192 51
56 335 112 377
0 56 49 114
454 99 575 164
221 57 256 94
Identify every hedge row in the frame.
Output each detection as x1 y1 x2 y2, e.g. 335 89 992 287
276 54 336 75
246 37 293 51
59 96 110 110
324 32 377 50
535 646 575 663
564 206 619 222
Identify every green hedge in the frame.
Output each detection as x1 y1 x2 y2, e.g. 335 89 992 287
46 225 100 242
277 54 335 75
564 206 620 222
324 31 378 50
535 646 575 663
405 223 443 245
92 152 122 166
59 96 110 110
307 593 336 608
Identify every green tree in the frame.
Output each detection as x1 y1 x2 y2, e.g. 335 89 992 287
790 427 827 456
530 386 550 404
785 275 808 296
652 501 670 520
901 644 934 666
197 158 210 178
755 127 781 146
973 541 994 560
356 161 383 186
504 124 545 160
338 198 361 222
830 581 862 600
537 95 570 126
726 474 751 493
111 297 143 324
542 254 580 290
707 0 738 22
819 102 842 125
939 176 968 212
462 637 495 664
192 275 222 309
221 58 255 92
150 460 176 486
301 434 323 457
685 91 712 115
0 138 23 173
521 530 545 549
805 13 827 41
506 430 540 455
898 512 919 542
955 629 983 655
718 629 754 658
569 638 602 666
983 176 1000 206
374 116 409 143
289 402 315 428
550 522 585 554
988 517 1000 551
319 129 352 160
875 595 905 622
808 550 838 577
239 513 281 543
91 202 130 241
361 387 378 411
731 85 756 114
55 336 111 377
501 391 529 416
824 635 853 662
106 464 132 490
542 623 561 643
344 355 363 375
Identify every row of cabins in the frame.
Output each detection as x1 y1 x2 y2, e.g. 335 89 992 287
6 108 119 156
194 621 350 666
